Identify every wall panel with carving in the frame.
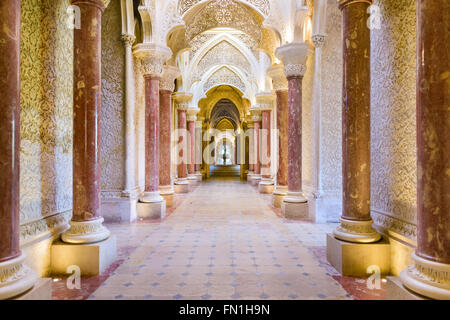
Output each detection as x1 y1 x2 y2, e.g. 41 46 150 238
101 0 126 198
318 0 343 220
19 0 73 242
370 0 417 240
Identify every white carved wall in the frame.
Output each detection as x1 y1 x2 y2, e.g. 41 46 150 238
370 0 417 243
101 0 126 199
19 0 74 275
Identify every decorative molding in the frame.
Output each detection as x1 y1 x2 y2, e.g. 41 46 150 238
160 65 181 92
121 34 136 48
20 211 71 244
267 64 288 91
371 210 417 240
312 34 327 48
178 0 270 17
133 43 172 77
284 64 307 78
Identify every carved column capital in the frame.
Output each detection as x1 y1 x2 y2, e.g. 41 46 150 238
312 34 327 48
173 92 193 111
160 65 180 92
121 34 136 48
256 92 276 111
275 42 312 79
267 64 288 91
133 43 172 77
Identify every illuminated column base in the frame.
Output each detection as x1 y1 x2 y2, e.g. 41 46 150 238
281 192 308 219
0 254 37 300
400 252 450 300
333 218 381 243
159 185 174 208
272 185 288 208
62 217 110 244
258 178 274 194
174 178 189 193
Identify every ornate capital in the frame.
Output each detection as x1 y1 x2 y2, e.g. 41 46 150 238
121 34 136 48
133 43 172 77
275 42 312 78
173 92 193 111
268 64 288 91
256 92 275 110
338 0 373 10
312 34 327 48
160 65 181 92
284 64 307 78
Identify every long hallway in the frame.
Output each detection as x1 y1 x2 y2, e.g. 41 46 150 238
51 178 380 300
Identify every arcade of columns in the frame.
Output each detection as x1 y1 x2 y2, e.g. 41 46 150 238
0 0 448 300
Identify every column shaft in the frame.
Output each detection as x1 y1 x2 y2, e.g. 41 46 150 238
159 89 172 187
261 110 271 178
276 90 289 187
177 109 187 179
188 120 195 174
0 0 21 263
144 76 161 193
72 0 104 222
340 0 372 221
254 121 261 175
287 76 303 193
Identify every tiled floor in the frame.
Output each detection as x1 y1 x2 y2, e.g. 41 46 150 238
52 177 386 300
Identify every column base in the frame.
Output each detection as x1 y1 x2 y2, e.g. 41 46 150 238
386 276 427 300
101 197 138 223
14 278 52 300
61 217 111 244
137 200 166 220
51 236 117 276
0 253 37 300
195 172 202 181
258 178 274 194
174 179 189 193
326 233 390 277
159 185 174 208
247 171 254 182
187 174 198 185
399 252 450 300
333 217 381 243
251 174 261 186
272 186 288 208
281 192 308 219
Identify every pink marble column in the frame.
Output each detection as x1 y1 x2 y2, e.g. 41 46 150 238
399 0 450 300
0 0 21 265
144 75 161 195
332 0 380 243
261 110 271 179
177 109 188 179
253 119 261 175
276 90 289 187
62 0 110 244
159 89 171 188
0 2 37 298
187 119 195 175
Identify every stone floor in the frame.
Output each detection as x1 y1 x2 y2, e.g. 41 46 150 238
52 177 386 300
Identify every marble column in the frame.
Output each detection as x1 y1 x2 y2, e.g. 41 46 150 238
62 0 111 243
121 34 138 198
246 121 255 182
268 64 289 207
258 93 275 193
333 0 380 243
133 43 171 217
251 112 262 186
173 93 193 193
194 117 203 181
0 0 37 300
275 42 312 218
159 65 180 207
187 114 197 183
399 0 450 300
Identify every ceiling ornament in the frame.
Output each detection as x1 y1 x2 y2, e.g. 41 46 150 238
178 0 270 17
185 0 263 45
204 67 246 95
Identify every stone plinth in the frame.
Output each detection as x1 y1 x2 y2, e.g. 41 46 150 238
272 186 288 208
137 201 166 219
282 195 308 219
386 276 427 300
175 180 189 193
51 236 117 276
259 179 274 194
326 233 390 277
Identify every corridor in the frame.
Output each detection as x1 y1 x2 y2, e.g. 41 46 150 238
51 177 383 300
